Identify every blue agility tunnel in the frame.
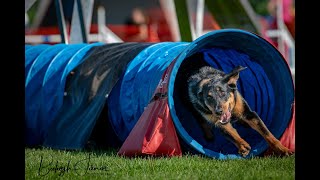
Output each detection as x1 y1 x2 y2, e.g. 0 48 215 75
25 29 294 159
25 42 103 145
168 29 294 158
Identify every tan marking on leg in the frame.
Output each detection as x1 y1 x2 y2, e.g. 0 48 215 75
218 123 251 157
242 117 293 156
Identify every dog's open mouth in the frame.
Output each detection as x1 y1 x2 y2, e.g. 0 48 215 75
219 107 231 124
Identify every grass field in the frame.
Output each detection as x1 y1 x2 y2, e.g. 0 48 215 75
25 147 295 180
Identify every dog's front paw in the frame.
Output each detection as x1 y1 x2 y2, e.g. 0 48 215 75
282 149 294 156
238 141 251 157
273 143 294 156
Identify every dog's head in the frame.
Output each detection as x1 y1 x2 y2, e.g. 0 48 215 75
193 66 247 125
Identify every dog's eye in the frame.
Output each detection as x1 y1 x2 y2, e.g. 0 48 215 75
220 91 226 97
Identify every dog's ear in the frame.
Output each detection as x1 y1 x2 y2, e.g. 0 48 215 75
222 66 247 89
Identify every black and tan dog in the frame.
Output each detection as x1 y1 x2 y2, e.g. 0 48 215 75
186 65 293 157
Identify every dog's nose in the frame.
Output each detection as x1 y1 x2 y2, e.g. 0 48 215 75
215 107 223 115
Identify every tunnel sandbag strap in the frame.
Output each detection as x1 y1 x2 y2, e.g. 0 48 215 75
149 92 168 103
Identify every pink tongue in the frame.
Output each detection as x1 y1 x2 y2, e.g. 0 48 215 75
220 111 231 123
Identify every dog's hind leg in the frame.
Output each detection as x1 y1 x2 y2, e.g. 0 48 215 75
217 123 251 157
240 109 294 156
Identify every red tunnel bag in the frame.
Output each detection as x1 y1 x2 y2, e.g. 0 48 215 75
118 61 182 157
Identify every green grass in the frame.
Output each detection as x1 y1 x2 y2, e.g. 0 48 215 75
25 147 295 180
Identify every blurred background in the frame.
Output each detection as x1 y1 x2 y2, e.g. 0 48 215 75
25 0 295 76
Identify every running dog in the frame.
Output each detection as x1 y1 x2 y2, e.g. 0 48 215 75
187 65 293 157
